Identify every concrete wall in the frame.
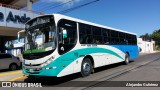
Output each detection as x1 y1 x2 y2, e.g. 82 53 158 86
137 38 155 53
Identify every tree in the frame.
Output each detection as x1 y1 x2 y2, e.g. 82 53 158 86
139 33 151 41
151 29 160 48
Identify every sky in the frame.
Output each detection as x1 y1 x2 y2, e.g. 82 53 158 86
31 0 160 36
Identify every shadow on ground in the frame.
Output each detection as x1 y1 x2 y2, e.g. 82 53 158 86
24 61 134 87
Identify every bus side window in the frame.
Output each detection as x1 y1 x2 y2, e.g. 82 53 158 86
79 23 92 44
124 39 128 45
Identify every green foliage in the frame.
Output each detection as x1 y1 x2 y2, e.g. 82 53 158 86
151 29 160 48
139 33 151 41
140 29 160 49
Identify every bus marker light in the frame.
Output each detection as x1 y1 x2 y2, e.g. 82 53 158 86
45 67 49 70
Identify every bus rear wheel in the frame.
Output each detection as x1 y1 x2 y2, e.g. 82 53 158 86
124 53 130 65
81 58 92 77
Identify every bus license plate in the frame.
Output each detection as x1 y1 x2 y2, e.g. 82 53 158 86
29 69 34 73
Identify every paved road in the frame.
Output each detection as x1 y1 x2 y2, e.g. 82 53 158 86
1 52 160 90
0 70 22 81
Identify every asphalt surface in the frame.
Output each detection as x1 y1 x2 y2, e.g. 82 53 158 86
0 70 22 81
1 52 160 90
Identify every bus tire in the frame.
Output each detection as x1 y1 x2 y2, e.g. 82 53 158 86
124 53 130 65
81 58 92 77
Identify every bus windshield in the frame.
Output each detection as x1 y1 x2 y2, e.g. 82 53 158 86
24 16 56 54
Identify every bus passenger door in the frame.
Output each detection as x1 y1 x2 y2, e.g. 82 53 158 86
58 19 77 76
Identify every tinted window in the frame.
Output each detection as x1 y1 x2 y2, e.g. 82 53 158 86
132 35 137 45
93 36 103 44
110 30 118 37
92 26 103 44
110 37 119 44
103 36 109 44
92 26 101 36
101 28 110 44
102 28 109 37
79 23 136 45
119 32 126 44
119 32 125 38
58 19 77 55
125 34 137 45
0 54 12 59
79 23 92 44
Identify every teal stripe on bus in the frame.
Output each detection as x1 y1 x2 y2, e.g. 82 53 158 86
41 47 124 76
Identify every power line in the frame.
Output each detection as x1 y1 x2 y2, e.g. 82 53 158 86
57 0 100 14
35 3 58 12
32 1 46 8
40 0 76 12
34 1 64 11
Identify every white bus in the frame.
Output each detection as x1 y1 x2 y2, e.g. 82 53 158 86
22 14 139 77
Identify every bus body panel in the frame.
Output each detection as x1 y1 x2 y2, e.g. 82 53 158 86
112 45 139 60
23 44 138 77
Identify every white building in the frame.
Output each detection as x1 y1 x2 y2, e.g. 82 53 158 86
0 0 41 58
0 0 41 52
137 38 155 53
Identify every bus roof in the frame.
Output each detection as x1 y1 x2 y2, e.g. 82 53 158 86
27 14 137 35
53 14 137 35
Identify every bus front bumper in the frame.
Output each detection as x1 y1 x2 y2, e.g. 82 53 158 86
22 66 59 77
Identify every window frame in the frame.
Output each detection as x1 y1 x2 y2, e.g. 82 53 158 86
57 19 78 55
79 23 137 45
0 54 12 59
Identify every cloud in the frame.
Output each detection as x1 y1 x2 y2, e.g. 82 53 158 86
51 0 80 3
44 0 81 6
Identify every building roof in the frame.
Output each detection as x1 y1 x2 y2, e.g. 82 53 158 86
0 0 39 9
0 0 14 4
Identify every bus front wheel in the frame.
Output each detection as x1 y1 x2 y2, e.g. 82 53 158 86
81 58 92 77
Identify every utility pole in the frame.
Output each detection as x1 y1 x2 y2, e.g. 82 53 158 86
27 0 33 12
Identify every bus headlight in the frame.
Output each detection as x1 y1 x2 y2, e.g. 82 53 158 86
40 56 55 67
40 64 45 67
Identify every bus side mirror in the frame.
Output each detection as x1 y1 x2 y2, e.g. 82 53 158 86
62 29 67 39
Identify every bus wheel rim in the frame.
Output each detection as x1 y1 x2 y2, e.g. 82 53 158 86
83 62 90 73
126 56 129 63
